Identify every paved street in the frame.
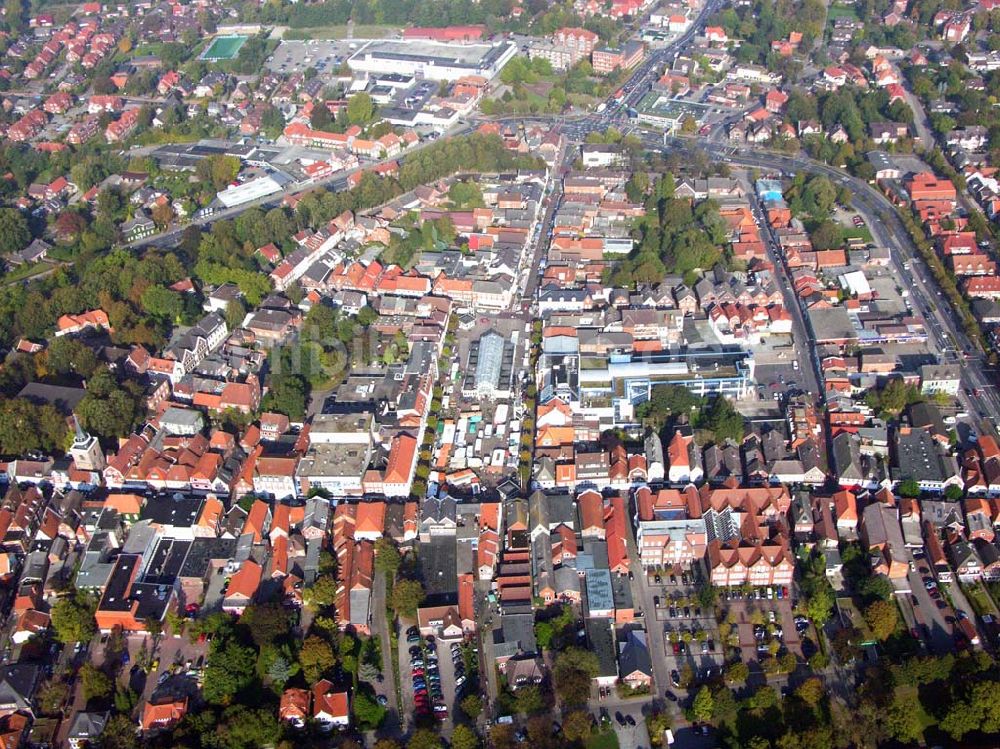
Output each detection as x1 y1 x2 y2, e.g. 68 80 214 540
621 504 676 718
643 134 1000 442
745 181 823 398
125 124 474 252
370 571 402 733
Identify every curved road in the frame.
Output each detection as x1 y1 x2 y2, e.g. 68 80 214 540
650 134 1000 437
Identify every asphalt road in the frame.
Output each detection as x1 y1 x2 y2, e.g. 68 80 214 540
370 571 403 735
126 124 474 251
643 134 1000 439
744 182 823 399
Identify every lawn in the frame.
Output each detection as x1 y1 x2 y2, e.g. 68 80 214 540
827 4 860 21
1 260 55 286
961 581 996 617
283 24 398 40
585 729 620 749
842 226 874 244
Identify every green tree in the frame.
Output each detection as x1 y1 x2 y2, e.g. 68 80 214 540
37 679 69 715
885 690 923 744
140 285 183 321
407 729 444 749
692 686 714 723
448 180 484 208
305 575 337 609
352 691 387 729
944 484 965 501
76 369 143 441
202 640 257 704
196 154 241 191
795 676 825 708
972 679 1000 732
45 337 99 379
636 385 702 423
803 176 837 216
241 602 291 647
809 220 843 250
51 590 96 643
0 207 30 254
298 635 336 683
224 298 247 330
266 653 297 688
514 685 545 714
346 92 376 125
451 723 480 749
0 399 70 456
864 599 899 641
806 581 835 626
260 371 308 421
897 479 921 498
99 714 139 749
311 101 334 130
4 0 24 31
940 696 981 741
214 705 281 749
809 652 830 671
374 536 402 574
553 648 599 705
725 661 749 684
697 584 718 610
460 693 483 720
561 709 593 742
389 578 425 618
859 574 894 603
80 663 112 702
700 396 745 442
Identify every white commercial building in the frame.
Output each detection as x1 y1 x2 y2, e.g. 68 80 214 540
347 39 517 82
216 173 291 208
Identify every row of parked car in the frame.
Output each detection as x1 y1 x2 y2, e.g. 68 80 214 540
406 627 447 722
654 599 705 619
650 571 693 586
722 585 791 601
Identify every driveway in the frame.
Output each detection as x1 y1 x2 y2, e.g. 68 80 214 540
369 572 401 732
622 513 674 700
910 558 956 652
397 622 418 726
123 631 207 705
608 702 651 747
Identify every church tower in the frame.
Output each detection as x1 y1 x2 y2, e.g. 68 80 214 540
69 417 105 472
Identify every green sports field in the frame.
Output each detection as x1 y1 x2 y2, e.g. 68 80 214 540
201 35 248 61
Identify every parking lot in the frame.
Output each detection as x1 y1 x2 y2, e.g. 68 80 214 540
720 589 803 665
265 39 360 75
603 705 649 747
401 626 469 735
124 632 207 704
907 555 959 652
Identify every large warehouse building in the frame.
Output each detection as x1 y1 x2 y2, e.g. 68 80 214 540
216 173 292 209
347 39 517 82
